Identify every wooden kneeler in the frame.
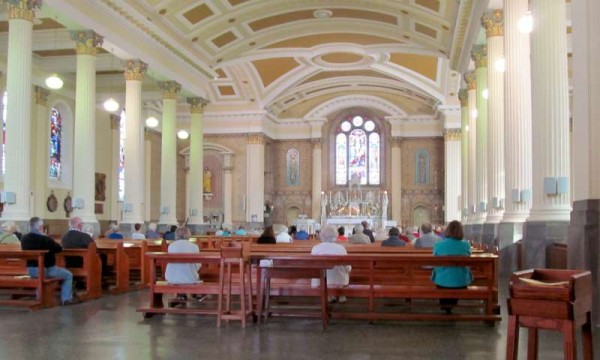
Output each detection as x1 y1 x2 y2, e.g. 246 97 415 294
217 243 253 328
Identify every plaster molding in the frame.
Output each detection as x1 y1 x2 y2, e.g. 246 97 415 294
305 94 407 119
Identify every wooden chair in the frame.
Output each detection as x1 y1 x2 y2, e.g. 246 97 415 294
216 242 253 327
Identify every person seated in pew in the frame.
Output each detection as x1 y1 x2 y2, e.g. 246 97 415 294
336 227 348 242
0 221 21 244
234 225 247 236
257 226 276 244
288 225 298 239
131 223 146 240
295 229 309 240
22 217 79 306
106 223 124 240
348 225 370 244
275 225 293 243
311 225 351 303
381 227 406 247
163 225 177 240
62 216 109 277
145 222 161 239
165 227 201 285
414 222 440 248
431 220 473 314
361 221 375 243
398 227 411 243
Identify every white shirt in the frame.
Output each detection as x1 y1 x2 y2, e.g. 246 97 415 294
131 232 146 240
165 240 201 284
276 232 292 243
311 242 351 287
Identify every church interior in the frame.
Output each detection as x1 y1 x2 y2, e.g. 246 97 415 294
1 0 599 358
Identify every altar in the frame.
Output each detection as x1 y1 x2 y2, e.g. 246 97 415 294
326 217 375 236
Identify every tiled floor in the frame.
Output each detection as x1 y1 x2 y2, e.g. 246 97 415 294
0 284 598 360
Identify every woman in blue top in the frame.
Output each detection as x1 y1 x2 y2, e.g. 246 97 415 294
431 220 473 314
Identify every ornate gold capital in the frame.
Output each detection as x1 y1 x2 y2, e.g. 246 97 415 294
144 128 154 141
390 136 403 148
7 0 41 21
110 114 121 129
471 45 487 68
247 133 264 145
464 71 477 90
443 128 461 141
158 81 181 100
482 10 503 38
71 30 104 56
124 60 147 81
187 97 209 114
458 89 469 107
311 138 322 149
34 86 49 106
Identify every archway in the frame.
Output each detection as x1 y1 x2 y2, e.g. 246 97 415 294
286 206 301 227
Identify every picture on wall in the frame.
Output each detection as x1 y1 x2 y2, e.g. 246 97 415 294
95 172 106 201
415 149 430 185
286 148 300 186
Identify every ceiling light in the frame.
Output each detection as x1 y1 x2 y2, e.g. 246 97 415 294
177 130 189 139
482 89 489 100
45 74 63 89
313 9 332 18
518 11 533 34
103 98 119 112
145 116 159 128
494 57 506 73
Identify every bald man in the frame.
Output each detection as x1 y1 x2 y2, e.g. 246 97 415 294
62 216 108 276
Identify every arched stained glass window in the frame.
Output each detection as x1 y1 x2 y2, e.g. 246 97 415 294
335 116 380 185
118 109 126 201
49 107 63 180
1 91 6 175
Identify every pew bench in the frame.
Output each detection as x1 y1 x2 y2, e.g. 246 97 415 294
57 243 103 300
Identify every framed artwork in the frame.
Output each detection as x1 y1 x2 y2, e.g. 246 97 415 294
286 148 300 186
95 172 106 201
415 149 430 185
95 203 103 214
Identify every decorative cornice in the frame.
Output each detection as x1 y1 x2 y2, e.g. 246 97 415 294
247 133 265 145
187 97 209 114
71 30 104 56
7 0 41 21
305 94 407 119
110 114 121 129
471 45 487 68
443 128 461 141
34 86 49 106
464 71 477 90
482 10 504 38
157 81 181 100
124 60 147 81
449 0 474 70
458 89 469 107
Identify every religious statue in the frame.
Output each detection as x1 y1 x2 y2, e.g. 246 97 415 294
203 167 212 193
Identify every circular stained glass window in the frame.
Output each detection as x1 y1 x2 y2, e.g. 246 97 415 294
364 120 375 131
340 121 351 132
352 116 363 127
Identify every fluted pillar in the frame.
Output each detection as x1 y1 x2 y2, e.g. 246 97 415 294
109 115 121 220
246 133 265 223
391 137 402 222
472 45 488 226
223 153 234 227
144 129 152 222
483 11 505 225
157 81 180 226
459 89 469 223
443 129 461 223
121 60 147 227
33 86 49 217
187 97 209 226
72 30 103 227
1 0 40 221
465 71 477 229
311 139 322 220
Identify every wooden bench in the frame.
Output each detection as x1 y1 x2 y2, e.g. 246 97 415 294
56 243 102 300
95 240 130 293
0 249 61 310
254 254 500 323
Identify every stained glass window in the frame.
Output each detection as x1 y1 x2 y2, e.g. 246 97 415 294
118 109 126 201
49 107 62 180
1 91 6 175
335 115 380 185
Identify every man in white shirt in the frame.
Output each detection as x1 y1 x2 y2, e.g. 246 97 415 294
311 225 351 303
165 227 201 284
275 225 292 243
131 223 146 240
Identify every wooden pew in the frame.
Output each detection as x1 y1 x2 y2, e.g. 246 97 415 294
95 240 130 293
56 243 102 300
0 248 61 310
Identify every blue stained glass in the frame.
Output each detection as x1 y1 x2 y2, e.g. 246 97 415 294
368 133 380 184
335 115 380 186
348 129 367 185
49 108 62 180
335 133 347 185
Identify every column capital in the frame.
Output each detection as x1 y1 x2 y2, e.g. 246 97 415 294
7 0 41 21
390 136 403 148
110 114 121 129
144 128 154 141
70 30 104 56
187 97 209 113
482 10 504 38
443 128 461 141
158 81 181 100
471 45 488 68
124 60 147 81
247 133 265 145
223 153 234 172
311 138 322 149
458 89 469 107
34 86 49 106
464 71 477 90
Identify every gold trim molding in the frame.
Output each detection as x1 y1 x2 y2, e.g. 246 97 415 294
482 10 504 38
471 45 487 68
158 81 181 100
311 138 322 149
124 60 147 81
34 86 49 106
187 97 209 114
390 136 403 148
7 0 41 21
71 30 104 56
458 89 468 107
464 71 477 90
247 133 265 145
443 128 461 141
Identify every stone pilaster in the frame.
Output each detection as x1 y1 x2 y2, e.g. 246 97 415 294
223 153 234 227
187 97 209 228
246 133 265 223
443 129 461 223
459 89 469 223
311 138 322 220
390 136 402 223
472 45 488 230
33 86 49 217
109 114 121 220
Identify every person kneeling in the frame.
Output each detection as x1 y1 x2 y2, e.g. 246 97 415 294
311 225 351 303
165 227 201 301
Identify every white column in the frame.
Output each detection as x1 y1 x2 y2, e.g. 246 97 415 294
122 60 147 225
391 137 402 222
482 10 505 223
157 81 180 226
311 139 322 219
72 30 103 225
1 1 39 221
444 129 462 223
527 0 571 221
187 97 208 225
109 115 120 220
472 45 488 224
246 133 265 223
465 71 477 224
144 129 152 222
223 153 234 226
33 86 49 217
459 89 469 222
502 0 532 223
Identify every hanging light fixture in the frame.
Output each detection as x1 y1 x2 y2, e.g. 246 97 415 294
45 74 64 89
145 116 159 128
518 10 533 34
177 129 189 139
103 51 120 112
